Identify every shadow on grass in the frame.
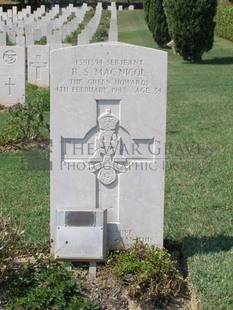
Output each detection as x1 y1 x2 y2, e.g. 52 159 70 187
165 235 233 278
203 57 233 65
182 235 233 257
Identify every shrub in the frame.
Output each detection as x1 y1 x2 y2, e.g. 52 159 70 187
91 10 111 43
108 240 184 302
0 214 23 280
215 4 233 42
5 257 99 310
0 85 50 145
164 0 218 63
144 0 170 47
34 36 47 45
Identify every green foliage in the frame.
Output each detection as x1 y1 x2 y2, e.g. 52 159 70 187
215 4 233 42
0 214 23 280
6 33 15 46
34 36 47 45
143 0 170 47
67 12 76 23
5 257 99 310
91 10 111 43
0 85 49 145
108 240 184 301
163 0 218 63
63 8 95 45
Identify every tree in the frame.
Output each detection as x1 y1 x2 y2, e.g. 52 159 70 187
163 0 217 63
144 0 170 48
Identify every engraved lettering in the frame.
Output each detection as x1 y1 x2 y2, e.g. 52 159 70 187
70 79 83 85
135 87 150 94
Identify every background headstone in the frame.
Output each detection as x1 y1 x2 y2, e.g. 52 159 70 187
0 32 6 46
28 45 50 87
0 47 25 106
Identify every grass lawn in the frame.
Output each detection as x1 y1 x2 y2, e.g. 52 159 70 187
0 9 232 309
119 10 233 310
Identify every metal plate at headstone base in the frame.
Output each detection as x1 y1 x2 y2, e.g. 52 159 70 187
55 209 107 261
65 211 95 227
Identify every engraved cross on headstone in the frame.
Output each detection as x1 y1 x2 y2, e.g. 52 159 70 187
30 54 48 80
61 100 158 223
5 77 15 95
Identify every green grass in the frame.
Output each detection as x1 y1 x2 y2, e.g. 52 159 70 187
118 10 158 48
0 151 50 252
0 9 233 309
118 10 233 310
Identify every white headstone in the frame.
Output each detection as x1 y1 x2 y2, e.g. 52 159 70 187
26 6 31 14
7 9 12 19
16 35 25 47
8 29 16 44
50 43 167 259
34 28 42 41
26 33 34 47
28 45 49 87
109 3 118 42
0 47 25 106
12 6 17 15
27 44 72 87
0 32 6 46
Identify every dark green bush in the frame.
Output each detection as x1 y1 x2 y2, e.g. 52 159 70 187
144 0 170 47
164 0 218 63
215 4 233 42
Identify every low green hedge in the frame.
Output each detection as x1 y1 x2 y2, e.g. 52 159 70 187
215 4 233 42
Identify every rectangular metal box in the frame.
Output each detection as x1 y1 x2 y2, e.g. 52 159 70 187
55 209 107 261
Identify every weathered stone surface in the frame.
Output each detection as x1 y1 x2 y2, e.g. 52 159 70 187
50 43 167 257
0 47 25 106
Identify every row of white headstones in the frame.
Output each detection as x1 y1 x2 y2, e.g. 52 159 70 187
0 2 122 106
0 3 132 46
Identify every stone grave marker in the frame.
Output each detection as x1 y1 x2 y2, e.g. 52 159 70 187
16 35 26 47
0 47 25 106
28 45 49 87
0 32 6 46
50 43 167 261
28 44 72 87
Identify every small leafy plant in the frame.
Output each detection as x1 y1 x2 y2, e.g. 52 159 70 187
0 85 49 145
5 257 99 310
34 36 47 45
0 214 24 280
108 239 184 302
91 10 111 43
